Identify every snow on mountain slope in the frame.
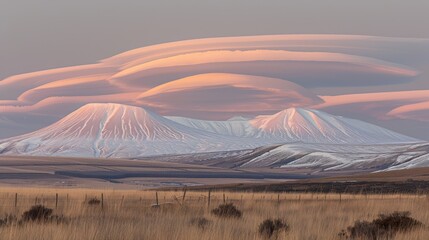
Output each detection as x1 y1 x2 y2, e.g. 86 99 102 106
0 103 256 158
237 142 429 171
166 116 255 139
160 142 429 172
168 108 419 144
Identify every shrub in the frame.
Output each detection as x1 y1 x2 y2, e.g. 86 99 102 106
258 218 290 239
211 203 242 218
340 211 423 240
189 217 211 230
0 214 17 226
373 211 422 232
22 205 53 222
87 198 101 205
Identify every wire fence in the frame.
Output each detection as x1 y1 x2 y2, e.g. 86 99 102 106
0 190 427 212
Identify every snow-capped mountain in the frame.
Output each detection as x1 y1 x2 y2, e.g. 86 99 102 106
0 103 256 158
168 108 419 144
0 104 420 159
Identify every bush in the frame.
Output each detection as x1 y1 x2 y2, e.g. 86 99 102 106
87 198 101 205
211 203 242 218
0 214 17 226
189 217 211 230
22 205 53 222
258 218 290 239
373 211 422 232
340 211 423 240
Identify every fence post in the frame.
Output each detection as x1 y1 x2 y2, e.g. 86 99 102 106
207 189 211 210
101 193 104 209
14 193 17 208
55 193 58 209
277 194 280 205
223 193 226 204
155 192 159 206
182 188 187 204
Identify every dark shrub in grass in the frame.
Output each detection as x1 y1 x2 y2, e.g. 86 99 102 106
259 218 290 239
20 205 68 224
211 203 242 218
87 198 101 205
373 211 422 232
189 217 211 230
22 205 53 222
0 214 17 226
340 211 423 240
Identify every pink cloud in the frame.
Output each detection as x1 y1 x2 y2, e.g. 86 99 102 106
0 64 117 100
314 90 429 121
109 49 417 89
17 73 121 103
138 73 322 117
0 92 140 115
388 101 429 121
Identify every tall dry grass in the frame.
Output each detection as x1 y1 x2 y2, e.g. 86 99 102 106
0 187 426 239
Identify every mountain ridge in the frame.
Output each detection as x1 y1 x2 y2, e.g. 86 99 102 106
0 103 420 158
168 107 419 144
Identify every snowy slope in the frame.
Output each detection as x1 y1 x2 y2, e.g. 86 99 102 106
168 108 419 144
0 103 257 158
159 142 429 172
237 142 429 171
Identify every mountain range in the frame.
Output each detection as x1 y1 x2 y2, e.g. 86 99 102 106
168 107 417 144
0 103 421 162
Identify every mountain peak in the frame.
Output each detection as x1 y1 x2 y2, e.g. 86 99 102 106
0 103 256 158
171 107 419 144
77 103 153 114
253 107 325 129
35 103 179 143
272 107 320 116
250 107 418 144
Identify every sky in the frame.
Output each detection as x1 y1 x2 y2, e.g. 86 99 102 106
2 0 429 79
1 0 429 139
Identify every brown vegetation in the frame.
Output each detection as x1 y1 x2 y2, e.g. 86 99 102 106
211 203 242 218
0 187 426 239
258 218 289 239
340 211 423 240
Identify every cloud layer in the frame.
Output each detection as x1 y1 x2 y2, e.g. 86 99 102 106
138 73 322 117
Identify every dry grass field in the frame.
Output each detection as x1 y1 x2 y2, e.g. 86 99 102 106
0 187 426 239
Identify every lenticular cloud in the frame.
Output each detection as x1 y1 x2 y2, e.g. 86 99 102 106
138 73 322 118
0 34 428 139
